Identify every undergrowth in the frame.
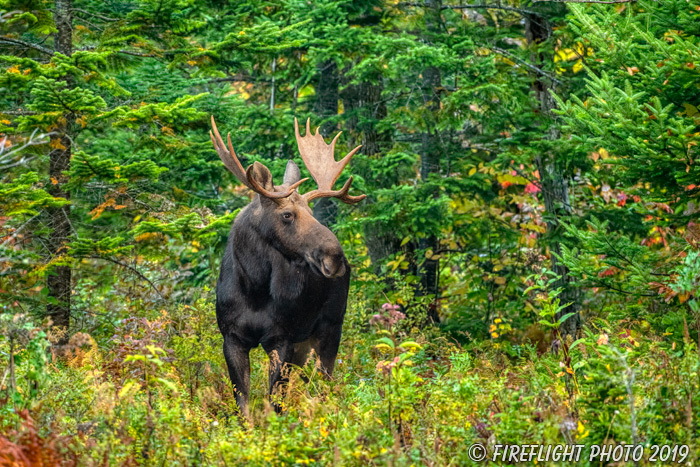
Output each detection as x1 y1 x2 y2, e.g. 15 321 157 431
0 286 698 466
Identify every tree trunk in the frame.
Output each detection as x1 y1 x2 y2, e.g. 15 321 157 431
525 10 581 338
416 0 442 323
341 68 397 270
47 0 73 334
312 59 340 227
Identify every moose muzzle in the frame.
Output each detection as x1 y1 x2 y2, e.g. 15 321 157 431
318 251 346 278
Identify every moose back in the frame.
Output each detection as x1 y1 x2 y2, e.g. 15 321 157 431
210 117 364 416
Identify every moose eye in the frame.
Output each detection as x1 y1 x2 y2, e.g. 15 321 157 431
281 212 294 222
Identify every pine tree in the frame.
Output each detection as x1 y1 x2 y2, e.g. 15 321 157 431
553 0 700 336
0 1 218 333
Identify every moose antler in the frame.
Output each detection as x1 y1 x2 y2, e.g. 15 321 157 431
294 118 366 204
210 116 307 199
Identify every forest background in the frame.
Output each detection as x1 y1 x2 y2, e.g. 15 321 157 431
0 0 699 465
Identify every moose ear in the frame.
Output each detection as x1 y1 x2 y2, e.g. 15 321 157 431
283 160 302 186
248 161 275 191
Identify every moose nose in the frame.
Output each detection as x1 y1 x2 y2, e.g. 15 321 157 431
314 250 346 278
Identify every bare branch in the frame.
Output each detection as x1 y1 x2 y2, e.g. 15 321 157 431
0 156 37 169
399 2 538 15
73 15 105 32
532 0 635 3
77 45 157 58
209 74 272 84
490 46 564 85
0 129 56 170
0 214 41 249
85 256 167 302
0 110 39 116
0 37 54 56
71 7 119 22
443 3 537 16
115 49 158 58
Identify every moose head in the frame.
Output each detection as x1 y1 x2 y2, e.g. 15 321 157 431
210 117 365 280
209 116 366 278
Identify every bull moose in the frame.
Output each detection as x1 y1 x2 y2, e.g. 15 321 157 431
210 116 364 417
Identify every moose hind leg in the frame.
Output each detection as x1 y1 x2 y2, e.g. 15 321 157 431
222 336 251 419
291 339 313 368
262 339 293 413
291 339 315 383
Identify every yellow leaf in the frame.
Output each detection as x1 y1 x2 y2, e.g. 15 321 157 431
50 139 67 150
374 343 394 352
683 103 699 117
118 381 139 399
468 167 477 176
494 277 506 285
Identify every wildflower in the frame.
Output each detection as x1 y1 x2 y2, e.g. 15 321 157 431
369 303 405 329
376 356 400 376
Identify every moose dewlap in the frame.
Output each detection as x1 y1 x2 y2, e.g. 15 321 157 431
210 116 365 417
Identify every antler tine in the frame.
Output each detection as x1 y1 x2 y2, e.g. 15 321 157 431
244 164 308 199
294 117 366 205
210 116 252 190
212 116 307 199
304 176 367 204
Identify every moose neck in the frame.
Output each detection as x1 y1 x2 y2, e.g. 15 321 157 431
232 202 312 303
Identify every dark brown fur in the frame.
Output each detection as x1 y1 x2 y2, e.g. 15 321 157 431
216 161 350 417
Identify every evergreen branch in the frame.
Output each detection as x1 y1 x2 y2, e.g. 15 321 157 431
0 37 54 56
71 8 120 22
85 256 166 301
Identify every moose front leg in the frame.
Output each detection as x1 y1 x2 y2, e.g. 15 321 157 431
315 322 343 378
262 339 294 413
222 336 251 419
